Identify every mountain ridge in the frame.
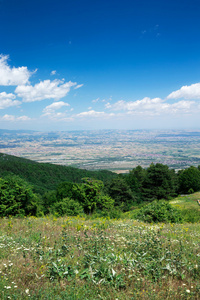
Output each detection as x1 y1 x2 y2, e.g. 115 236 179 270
0 153 116 194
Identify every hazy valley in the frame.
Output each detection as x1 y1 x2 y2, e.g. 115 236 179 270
0 129 200 172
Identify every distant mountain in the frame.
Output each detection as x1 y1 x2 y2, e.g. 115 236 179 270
0 129 36 134
0 153 116 194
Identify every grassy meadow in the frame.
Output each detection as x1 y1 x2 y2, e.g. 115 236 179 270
0 194 200 299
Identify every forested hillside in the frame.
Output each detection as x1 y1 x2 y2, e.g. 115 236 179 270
0 153 116 194
0 152 200 221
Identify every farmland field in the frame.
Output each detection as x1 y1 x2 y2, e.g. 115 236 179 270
1 129 200 172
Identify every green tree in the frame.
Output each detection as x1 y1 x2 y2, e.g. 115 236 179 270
96 194 114 211
178 166 200 194
105 176 135 211
142 163 178 201
124 165 146 201
42 190 57 214
56 182 80 201
0 175 39 217
79 178 104 214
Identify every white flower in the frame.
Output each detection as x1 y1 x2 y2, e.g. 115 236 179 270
25 288 30 294
186 289 190 293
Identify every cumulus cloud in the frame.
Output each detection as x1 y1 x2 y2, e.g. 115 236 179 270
41 101 73 121
0 92 15 100
76 110 115 118
2 114 31 121
42 101 70 116
0 92 21 109
106 97 196 116
15 79 77 102
106 97 163 111
167 83 200 100
0 54 32 86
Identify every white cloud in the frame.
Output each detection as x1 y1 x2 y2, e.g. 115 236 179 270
74 84 83 89
0 54 32 86
105 102 112 109
167 83 200 100
0 92 21 109
2 114 15 121
92 98 99 103
76 110 115 118
42 101 72 121
41 110 74 121
2 114 31 121
43 101 70 116
106 97 196 116
106 97 163 111
50 70 56 75
17 115 31 121
15 79 76 102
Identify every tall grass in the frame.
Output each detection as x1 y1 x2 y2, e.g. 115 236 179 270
0 215 200 299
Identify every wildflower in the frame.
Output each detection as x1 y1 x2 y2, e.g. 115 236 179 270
25 288 30 294
186 290 190 293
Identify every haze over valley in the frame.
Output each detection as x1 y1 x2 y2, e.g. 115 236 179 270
0 129 200 172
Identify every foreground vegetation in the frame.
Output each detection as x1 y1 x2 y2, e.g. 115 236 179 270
0 154 200 298
0 215 200 299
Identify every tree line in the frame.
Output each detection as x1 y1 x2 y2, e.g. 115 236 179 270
0 159 200 218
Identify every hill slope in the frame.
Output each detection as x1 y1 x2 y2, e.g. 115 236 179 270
0 153 116 194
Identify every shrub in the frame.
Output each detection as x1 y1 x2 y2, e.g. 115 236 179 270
135 200 183 223
53 198 83 216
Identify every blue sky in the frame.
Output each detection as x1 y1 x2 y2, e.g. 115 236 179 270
0 0 200 131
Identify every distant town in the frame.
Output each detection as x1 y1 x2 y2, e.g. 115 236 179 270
0 129 200 173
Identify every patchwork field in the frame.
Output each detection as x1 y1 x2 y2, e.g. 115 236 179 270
1 129 200 172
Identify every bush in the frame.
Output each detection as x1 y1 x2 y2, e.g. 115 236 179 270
53 198 83 216
135 200 183 223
